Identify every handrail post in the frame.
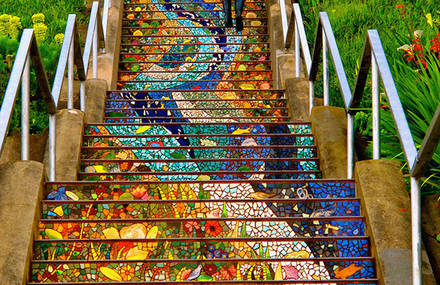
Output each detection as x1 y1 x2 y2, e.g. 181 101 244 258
295 20 301 77
347 113 354 178
309 82 314 115
279 0 288 46
410 176 422 285
102 0 110 42
48 114 56 181
372 51 380 159
67 37 74 109
21 54 30 160
93 20 98 78
322 28 329 106
80 81 86 112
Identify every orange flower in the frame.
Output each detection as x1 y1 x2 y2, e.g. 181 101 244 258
204 221 222 236
120 264 135 281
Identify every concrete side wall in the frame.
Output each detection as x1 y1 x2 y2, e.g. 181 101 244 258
309 106 347 178
43 109 85 180
421 194 440 281
0 131 48 164
0 161 45 285
85 79 108 124
355 160 436 284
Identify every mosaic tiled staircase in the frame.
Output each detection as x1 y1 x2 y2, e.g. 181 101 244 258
29 0 378 283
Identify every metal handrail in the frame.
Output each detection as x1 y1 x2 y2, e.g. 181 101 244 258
278 1 440 284
349 29 422 285
51 14 86 110
53 1 105 115
0 29 56 165
49 1 106 180
1 1 109 182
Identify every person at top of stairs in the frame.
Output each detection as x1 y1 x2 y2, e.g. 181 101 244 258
223 0 244 31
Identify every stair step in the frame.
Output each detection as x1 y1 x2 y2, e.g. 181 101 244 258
117 81 273 93
104 119 290 124
85 123 312 135
125 0 266 3
81 146 318 161
29 260 375 281
33 236 371 261
84 133 311 140
107 90 284 100
123 15 268 20
80 159 318 171
123 23 267 29
85 122 313 138
122 26 268 35
78 170 321 181
83 135 314 145
104 105 286 117
38 217 364 241
104 118 288 123
122 37 268 48
118 78 272 82
107 88 287 94
27 278 379 284
45 180 357 200
122 35 269 42
123 2 266 9
84 138 316 146
78 172 321 181
30 259 376 283
105 106 286 112
118 70 273 75
104 108 287 118
119 61 271 71
117 72 272 84
123 9 266 15
121 42 269 48
120 52 270 61
28 281 379 284
42 197 361 220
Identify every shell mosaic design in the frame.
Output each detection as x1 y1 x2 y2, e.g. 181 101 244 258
28 0 377 283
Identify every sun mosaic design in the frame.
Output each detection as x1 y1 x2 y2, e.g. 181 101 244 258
30 0 376 283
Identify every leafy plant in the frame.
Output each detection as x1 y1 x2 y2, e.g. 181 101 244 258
379 55 440 194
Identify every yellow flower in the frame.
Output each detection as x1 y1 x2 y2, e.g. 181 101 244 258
9 16 21 39
32 13 45 24
133 30 143 36
33 23 47 43
54 33 64 45
426 13 433 27
0 14 11 37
